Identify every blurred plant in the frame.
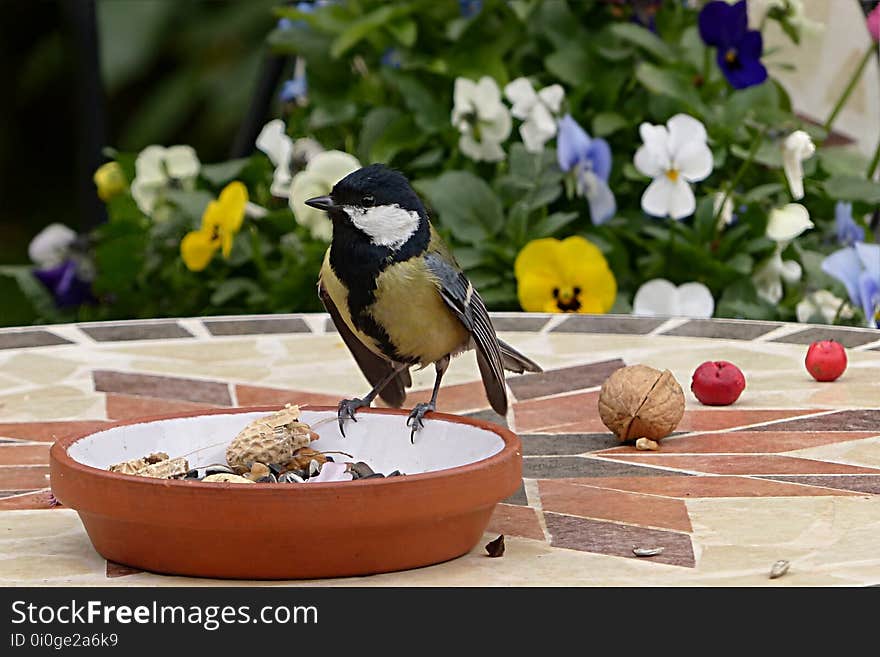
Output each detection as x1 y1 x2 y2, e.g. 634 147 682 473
5 0 880 328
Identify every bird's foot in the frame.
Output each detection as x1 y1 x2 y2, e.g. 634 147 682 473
406 402 436 443
337 398 370 437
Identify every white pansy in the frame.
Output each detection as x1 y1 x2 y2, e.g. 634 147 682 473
451 76 512 162
289 150 361 241
503 77 565 153
766 203 813 241
292 137 324 164
633 114 713 220
130 145 201 216
796 290 853 324
782 130 815 200
713 192 734 231
753 245 802 304
746 0 823 35
28 223 77 268
256 119 294 198
632 278 715 318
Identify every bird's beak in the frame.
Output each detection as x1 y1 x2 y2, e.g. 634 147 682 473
304 195 335 211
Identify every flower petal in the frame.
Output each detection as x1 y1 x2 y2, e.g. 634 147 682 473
641 176 695 220
537 84 564 113
256 119 293 168
133 145 168 186
766 203 813 242
290 170 335 240
675 139 713 182
858 272 879 328
307 150 362 187
834 201 864 246
519 104 556 152
632 278 678 316
459 134 505 162
180 230 218 272
634 123 670 177
503 77 538 119
698 0 747 47
855 242 880 283
479 105 512 143
586 137 612 182
667 113 707 153
558 237 616 313
556 114 592 172
28 223 77 269
779 259 802 283
677 282 715 318
582 171 616 225
822 247 864 307
452 77 477 122
718 47 767 89
164 145 200 180
472 76 503 117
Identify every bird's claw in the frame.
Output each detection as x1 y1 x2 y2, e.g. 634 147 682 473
337 398 368 437
406 402 435 443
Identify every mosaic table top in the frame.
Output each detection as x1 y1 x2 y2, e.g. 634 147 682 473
1 312 879 586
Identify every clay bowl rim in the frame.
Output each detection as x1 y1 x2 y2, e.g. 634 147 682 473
49 405 522 492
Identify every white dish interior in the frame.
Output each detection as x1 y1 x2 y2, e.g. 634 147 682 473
66 410 506 475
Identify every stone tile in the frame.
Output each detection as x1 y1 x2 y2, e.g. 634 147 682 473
544 512 695 567
234 385 340 408
0 421 112 443
486 504 544 541
0 444 50 465
461 408 508 428
80 322 193 342
743 410 880 432
105 393 217 420
0 330 72 350
93 370 232 406
556 475 860 498
661 319 780 340
491 316 550 332
502 481 528 506
203 317 310 336
1 466 50 490
0 489 55 510
600 431 878 455
522 456 687 479
513 391 603 433
106 561 143 578
403 381 491 414
1 352 81 386
598 453 880 475
0 490 33 498
551 315 666 335
506 358 625 401
761 475 880 495
539 480 693 532
521 433 621 456
678 409 823 433
771 327 880 348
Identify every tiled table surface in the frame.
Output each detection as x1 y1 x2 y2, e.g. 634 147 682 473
1 313 879 586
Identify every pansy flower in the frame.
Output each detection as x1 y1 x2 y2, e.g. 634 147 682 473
699 1 768 89
632 279 715 318
556 115 616 224
753 203 813 303
28 223 93 308
130 145 200 217
33 260 93 308
93 162 127 202
180 182 248 272
834 201 865 247
289 150 361 241
781 130 815 201
504 77 565 153
796 289 852 324
514 236 617 314
451 76 512 162
822 242 880 328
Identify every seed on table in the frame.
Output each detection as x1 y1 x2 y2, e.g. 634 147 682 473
769 560 790 579
632 547 664 557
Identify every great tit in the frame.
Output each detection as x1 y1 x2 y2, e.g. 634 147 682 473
306 164 542 440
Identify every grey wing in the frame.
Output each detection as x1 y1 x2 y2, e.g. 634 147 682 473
318 281 411 407
424 253 508 416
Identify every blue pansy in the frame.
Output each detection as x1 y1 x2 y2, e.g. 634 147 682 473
556 114 616 225
280 72 307 104
277 18 294 31
834 201 865 247
459 0 482 18
698 1 767 89
33 260 93 309
822 242 880 328
381 48 402 69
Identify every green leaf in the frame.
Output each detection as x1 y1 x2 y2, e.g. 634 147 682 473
529 211 579 239
742 183 784 202
369 114 426 164
358 107 402 163
635 62 702 112
545 46 592 87
200 158 250 186
730 140 783 168
386 19 417 47
407 148 445 169
608 22 676 62
592 112 628 138
819 147 870 178
693 195 717 243
822 176 880 204
210 278 264 306
382 70 448 133
164 190 214 222
308 102 358 130
414 171 504 244
330 4 413 58
0 265 64 323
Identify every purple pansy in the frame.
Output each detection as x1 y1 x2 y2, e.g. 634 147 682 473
33 260 93 309
835 201 865 247
381 48 402 69
459 0 482 18
698 1 768 89
822 242 880 328
556 114 616 225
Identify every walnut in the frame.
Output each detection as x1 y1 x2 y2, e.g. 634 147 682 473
226 404 317 474
597 365 684 442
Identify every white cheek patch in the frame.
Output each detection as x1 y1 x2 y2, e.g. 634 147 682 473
344 204 421 249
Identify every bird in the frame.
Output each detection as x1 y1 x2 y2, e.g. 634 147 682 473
306 163 542 441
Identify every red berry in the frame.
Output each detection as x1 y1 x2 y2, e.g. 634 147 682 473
690 361 746 406
805 340 847 382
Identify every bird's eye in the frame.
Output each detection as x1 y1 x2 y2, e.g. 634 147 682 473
363 195 375 206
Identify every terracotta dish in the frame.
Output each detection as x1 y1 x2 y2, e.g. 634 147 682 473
50 406 522 580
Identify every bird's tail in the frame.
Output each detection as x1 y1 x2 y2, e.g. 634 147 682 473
497 338 543 374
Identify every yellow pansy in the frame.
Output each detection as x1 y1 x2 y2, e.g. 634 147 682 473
514 236 617 313
180 182 248 272
93 162 127 201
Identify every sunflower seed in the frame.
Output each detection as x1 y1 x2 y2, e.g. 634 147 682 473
184 469 201 479
308 459 321 477
632 547 665 557
280 472 305 483
769 560 790 579
204 464 236 476
387 470 402 477
485 535 505 557
256 474 277 484
350 461 374 478
268 463 283 476
362 473 385 479
325 455 334 462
